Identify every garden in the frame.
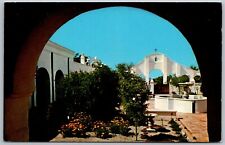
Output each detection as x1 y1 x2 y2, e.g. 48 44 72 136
44 63 188 142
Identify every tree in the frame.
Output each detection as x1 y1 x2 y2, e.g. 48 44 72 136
170 75 180 87
73 53 80 62
179 75 189 83
90 64 120 120
170 75 189 87
153 76 163 85
190 65 199 71
116 63 149 124
62 65 120 120
194 75 201 83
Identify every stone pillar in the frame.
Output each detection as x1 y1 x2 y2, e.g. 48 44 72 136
169 81 172 94
163 73 168 84
162 55 168 84
49 53 53 103
34 76 37 107
4 94 30 141
33 69 37 107
53 79 57 102
175 63 181 76
150 79 154 94
144 56 149 84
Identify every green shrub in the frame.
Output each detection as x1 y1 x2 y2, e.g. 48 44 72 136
110 117 131 136
110 124 120 134
95 128 110 139
60 112 91 138
169 118 181 133
119 126 131 136
93 121 111 138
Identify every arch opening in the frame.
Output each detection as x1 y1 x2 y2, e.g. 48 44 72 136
55 70 64 100
29 67 50 141
36 68 50 107
4 3 221 142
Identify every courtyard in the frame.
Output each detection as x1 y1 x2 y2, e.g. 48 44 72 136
50 109 208 142
4 2 221 142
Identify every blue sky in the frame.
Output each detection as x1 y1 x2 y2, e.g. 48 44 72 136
50 6 198 78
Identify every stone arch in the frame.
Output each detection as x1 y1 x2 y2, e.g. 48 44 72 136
54 70 64 101
149 69 164 81
29 67 50 141
4 3 221 141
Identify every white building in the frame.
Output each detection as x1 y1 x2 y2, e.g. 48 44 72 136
133 53 200 84
30 41 95 108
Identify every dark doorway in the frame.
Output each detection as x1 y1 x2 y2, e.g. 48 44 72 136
154 84 169 94
29 68 51 141
55 70 64 100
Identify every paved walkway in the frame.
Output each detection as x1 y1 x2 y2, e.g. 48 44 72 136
146 98 209 142
177 113 208 142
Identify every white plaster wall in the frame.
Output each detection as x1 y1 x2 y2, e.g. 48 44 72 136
168 98 174 110
34 41 94 106
133 53 200 84
133 61 144 74
37 49 53 104
53 53 68 76
45 41 75 58
154 95 207 113
173 99 193 113
155 97 169 110
195 99 207 113
37 50 51 75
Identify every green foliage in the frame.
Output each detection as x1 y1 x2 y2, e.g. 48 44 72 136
170 75 190 87
95 128 110 139
116 63 149 124
92 121 111 138
62 64 119 120
179 134 188 142
73 53 80 62
152 74 189 87
169 118 181 133
60 112 91 138
90 65 120 120
179 75 189 83
153 76 163 85
110 124 120 134
190 65 199 71
62 63 149 123
194 75 201 83
110 117 131 136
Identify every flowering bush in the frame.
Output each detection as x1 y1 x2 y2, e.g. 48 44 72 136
60 112 92 137
92 121 111 138
110 117 131 136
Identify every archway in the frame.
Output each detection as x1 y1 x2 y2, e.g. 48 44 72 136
149 69 164 82
149 69 169 94
29 68 50 141
133 53 199 85
55 70 64 100
36 68 50 107
4 3 221 141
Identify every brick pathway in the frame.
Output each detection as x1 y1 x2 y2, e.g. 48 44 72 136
146 99 209 142
177 113 208 142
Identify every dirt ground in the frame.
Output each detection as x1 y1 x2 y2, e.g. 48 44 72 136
50 118 182 142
